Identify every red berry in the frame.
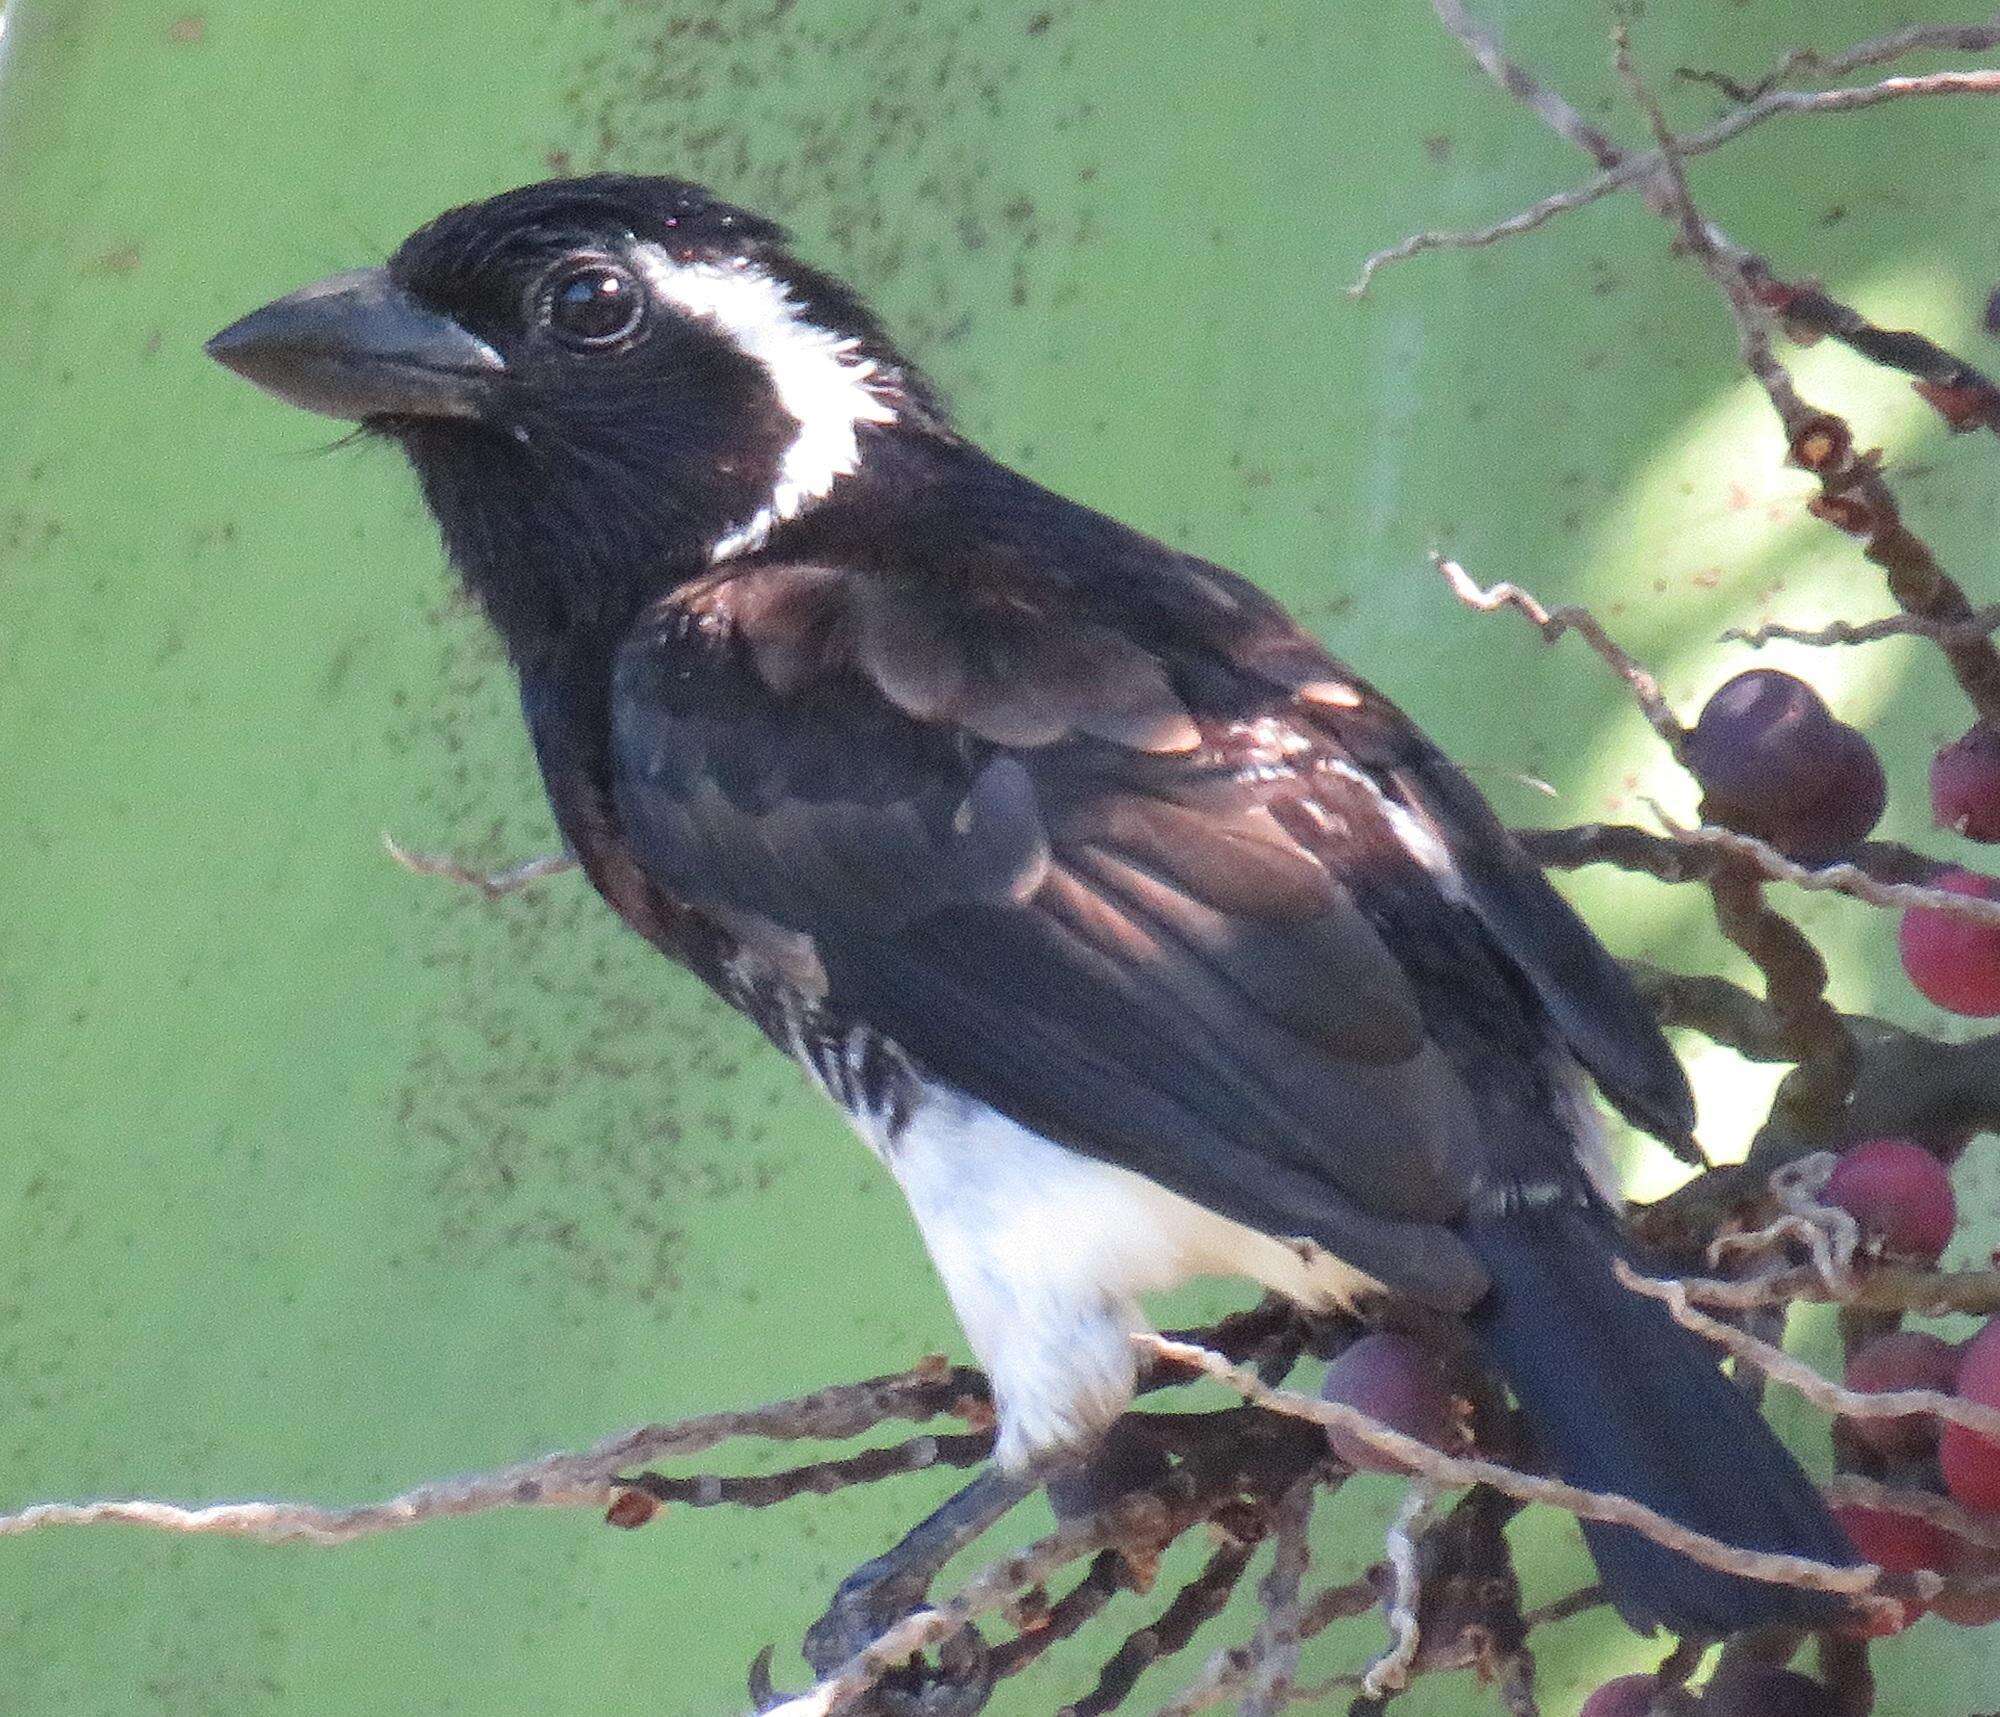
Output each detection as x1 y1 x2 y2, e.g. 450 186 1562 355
1319 1332 1468 1473
1825 1140 1957 1262
1940 1318 2000 1510
1831 1502 1954 1574
1841 1330 1960 1455
1827 1505 1943 1637
1932 724 2000 840
1578 1676 1659 1717
1899 870 2000 1015
1932 1534 2000 1626
1700 1666 1836 1717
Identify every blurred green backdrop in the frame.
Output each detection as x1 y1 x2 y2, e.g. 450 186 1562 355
2 1 1997 1712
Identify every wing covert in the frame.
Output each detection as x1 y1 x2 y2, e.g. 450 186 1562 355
607 562 1505 1309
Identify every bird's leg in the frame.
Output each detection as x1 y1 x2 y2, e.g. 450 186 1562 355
802 1466 1034 1675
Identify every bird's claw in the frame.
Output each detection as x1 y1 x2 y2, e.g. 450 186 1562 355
755 1625 996 1717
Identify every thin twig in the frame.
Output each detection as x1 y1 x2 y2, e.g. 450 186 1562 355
1352 67 2000 295
1616 1263 2000 1445
0 1361 987 1545
621 1432 993 1511
1725 606 2000 648
1140 1336 1897 1611
1430 0 1622 167
1148 1570 1388 1717
1237 1479 1318 1717
1679 17 2000 104
1668 1260 2000 1318
1707 1152 1860 1296
1070 1533 1265 1717
382 833 578 898
1825 1476 2000 1555
1363 1482 1442 1698
1642 809 2000 923
1521 823 1946 893
762 1496 1186 1717
1433 554 1686 750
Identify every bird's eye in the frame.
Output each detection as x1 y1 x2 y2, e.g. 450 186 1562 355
538 261 645 349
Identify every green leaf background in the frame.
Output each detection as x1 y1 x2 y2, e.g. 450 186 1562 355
3 2 1997 1711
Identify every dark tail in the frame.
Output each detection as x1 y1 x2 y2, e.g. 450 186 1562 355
1464 1202 1857 1636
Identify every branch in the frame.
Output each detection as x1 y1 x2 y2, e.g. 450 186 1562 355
1147 1569 1385 1717
1673 1260 2000 1319
1352 62 2000 295
1634 812 2000 923
1433 554 1686 750
985 1550 1125 1684
1236 1478 1318 1717
1826 1477 2000 1560
1064 1533 1263 1717
761 1492 1193 1717
1429 0 1621 167
621 1431 993 1511
1678 16 2000 102
1362 1482 1442 1699
1724 606 2000 649
1616 1263 2000 1444
1706 1152 1860 1297
1748 267 2000 438
0 1360 988 1545
1384 8 2000 731
1140 1337 1901 1614
1706 861 1857 1128
1623 960 1797 1061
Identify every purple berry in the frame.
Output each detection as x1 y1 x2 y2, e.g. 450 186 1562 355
1578 1675 1659 1717
1686 669 1837 803
1932 723 2000 840
1685 671 1884 861
1773 722 1886 861
1318 1332 1468 1473
1700 1666 1836 1717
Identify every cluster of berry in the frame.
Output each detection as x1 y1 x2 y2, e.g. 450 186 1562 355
1319 1139 1988 1708
1819 1141 2000 1634
1685 667 2000 1015
1572 1139 1989 1709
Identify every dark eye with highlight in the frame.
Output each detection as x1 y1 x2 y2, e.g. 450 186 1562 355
538 260 645 349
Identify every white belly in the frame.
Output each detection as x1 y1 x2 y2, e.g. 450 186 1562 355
854 1086 1380 1470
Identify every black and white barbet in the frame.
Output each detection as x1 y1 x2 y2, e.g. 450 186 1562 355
209 175 1856 1637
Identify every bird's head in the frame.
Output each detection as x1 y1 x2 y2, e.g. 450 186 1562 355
207 175 947 640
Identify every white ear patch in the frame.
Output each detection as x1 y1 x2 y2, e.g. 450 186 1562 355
631 244 899 560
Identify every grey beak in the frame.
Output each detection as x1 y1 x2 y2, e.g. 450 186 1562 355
206 267 505 421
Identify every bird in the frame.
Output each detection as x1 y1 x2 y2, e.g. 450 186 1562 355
207 173 1855 1638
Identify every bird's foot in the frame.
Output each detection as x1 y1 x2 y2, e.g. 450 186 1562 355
801 1467 1031 1674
